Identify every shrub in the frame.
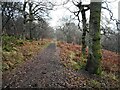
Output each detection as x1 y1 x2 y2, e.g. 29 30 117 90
2 35 23 52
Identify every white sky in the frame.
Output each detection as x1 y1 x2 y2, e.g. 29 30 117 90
48 0 120 28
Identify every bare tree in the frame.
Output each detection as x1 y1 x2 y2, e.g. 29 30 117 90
74 1 89 58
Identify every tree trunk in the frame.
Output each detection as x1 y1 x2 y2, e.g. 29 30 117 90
81 10 87 58
29 21 32 39
22 1 27 40
85 1 102 74
29 2 33 40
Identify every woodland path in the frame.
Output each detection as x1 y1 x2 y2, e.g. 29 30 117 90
2 43 70 88
2 43 118 88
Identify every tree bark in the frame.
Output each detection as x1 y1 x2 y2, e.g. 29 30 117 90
22 1 27 40
81 10 87 58
85 1 102 74
29 2 33 39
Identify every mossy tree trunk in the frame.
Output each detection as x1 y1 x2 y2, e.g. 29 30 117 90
75 2 89 58
85 1 102 74
81 10 87 58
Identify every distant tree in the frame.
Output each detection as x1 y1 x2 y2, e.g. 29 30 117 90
56 27 66 41
2 2 22 35
23 0 54 39
2 0 54 40
57 22 79 43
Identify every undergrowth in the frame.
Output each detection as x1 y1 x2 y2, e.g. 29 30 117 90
2 35 24 52
57 41 119 88
2 35 51 71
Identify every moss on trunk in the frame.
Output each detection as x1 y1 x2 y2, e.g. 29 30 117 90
85 1 102 75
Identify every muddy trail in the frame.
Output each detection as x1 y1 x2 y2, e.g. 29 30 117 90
2 43 69 88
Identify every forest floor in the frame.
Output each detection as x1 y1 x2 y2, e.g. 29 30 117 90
2 41 120 88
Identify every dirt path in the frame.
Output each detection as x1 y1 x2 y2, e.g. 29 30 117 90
2 43 119 88
3 43 68 88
